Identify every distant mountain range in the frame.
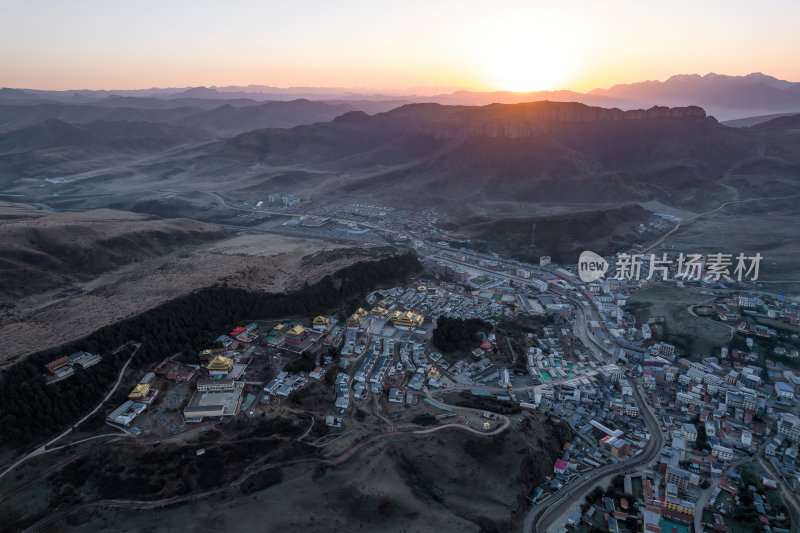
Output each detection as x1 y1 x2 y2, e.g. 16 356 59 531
0 90 798 223
0 98 384 139
196 101 783 211
2 100 787 215
3 72 799 121
590 73 800 119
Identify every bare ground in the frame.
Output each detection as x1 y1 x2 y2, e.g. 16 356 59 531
0 227 378 366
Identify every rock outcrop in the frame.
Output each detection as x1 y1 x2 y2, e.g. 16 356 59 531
382 101 708 139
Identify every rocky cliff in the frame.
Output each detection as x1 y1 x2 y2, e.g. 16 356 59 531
380 101 709 139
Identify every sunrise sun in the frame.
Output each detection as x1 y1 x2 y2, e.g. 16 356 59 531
490 50 566 92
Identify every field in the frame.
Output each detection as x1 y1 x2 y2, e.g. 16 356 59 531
660 197 800 289
450 204 666 264
0 208 385 366
625 284 733 357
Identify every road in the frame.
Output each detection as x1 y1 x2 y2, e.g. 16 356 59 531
758 453 800 530
0 438 124 503
693 456 750 533
0 343 141 481
524 297 664 533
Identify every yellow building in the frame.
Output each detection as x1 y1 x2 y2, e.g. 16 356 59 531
427 366 440 378
128 383 151 400
347 308 368 328
207 355 234 372
371 306 389 316
390 310 424 329
664 497 695 515
313 315 329 327
288 324 305 336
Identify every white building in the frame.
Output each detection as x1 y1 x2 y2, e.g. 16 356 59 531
529 278 548 292
775 381 795 401
711 444 734 461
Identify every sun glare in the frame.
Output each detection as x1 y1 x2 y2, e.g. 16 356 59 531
469 20 577 93
490 49 566 92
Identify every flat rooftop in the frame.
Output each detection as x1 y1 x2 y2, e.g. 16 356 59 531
188 385 243 416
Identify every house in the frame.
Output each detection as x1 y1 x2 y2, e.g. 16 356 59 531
388 388 404 403
554 459 568 475
712 444 735 461
775 381 794 401
682 423 698 442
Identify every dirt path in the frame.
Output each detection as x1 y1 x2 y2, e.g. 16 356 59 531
0 343 140 481
643 193 800 254
21 396 511 532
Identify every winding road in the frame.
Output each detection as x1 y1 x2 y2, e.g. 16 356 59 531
0 343 141 482
524 297 664 533
757 453 800 529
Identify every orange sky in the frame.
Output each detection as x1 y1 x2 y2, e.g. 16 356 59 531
1 0 799 91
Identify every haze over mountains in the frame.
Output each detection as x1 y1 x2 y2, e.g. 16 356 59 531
1 98 798 219
3 70 800 356
3 72 799 124
0 71 798 250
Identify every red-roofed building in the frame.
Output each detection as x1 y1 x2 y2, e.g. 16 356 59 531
554 459 568 474
643 479 653 502
718 480 738 494
713 513 732 532
45 356 70 374
662 508 693 524
230 326 246 336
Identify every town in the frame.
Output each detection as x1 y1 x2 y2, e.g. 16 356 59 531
4 187 789 533
31 206 800 533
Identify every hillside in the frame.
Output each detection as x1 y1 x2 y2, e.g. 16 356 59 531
200 101 770 211
0 118 206 155
456 205 658 263
1 100 797 221
750 113 800 132
171 99 359 136
722 112 800 128
0 98 370 138
0 209 225 298
0 208 401 364
0 119 101 154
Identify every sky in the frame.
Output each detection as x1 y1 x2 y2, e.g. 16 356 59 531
2 0 799 92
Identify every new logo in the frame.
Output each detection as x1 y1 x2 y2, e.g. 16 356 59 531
578 250 608 283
